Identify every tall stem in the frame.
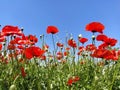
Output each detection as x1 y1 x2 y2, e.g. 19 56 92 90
52 34 56 62
73 48 76 75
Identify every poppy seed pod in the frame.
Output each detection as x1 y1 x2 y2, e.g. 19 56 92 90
78 34 82 39
40 34 44 39
70 37 73 40
92 35 95 40
21 27 24 32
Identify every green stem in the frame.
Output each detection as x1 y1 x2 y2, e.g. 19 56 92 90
52 34 56 63
73 48 76 75
109 60 120 90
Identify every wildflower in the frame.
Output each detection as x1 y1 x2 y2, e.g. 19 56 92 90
56 42 64 47
65 47 70 51
67 77 73 86
20 67 26 77
7 44 16 50
68 39 77 48
46 26 59 34
118 50 120 56
40 55 46 60
79 37 88 44
91 49 106 58
64 51 69 56
17 45 24 49
0 32 6 42
0 43 2 50
67 76 80 86
43 44 49 51
86 44 96 51
26 34 38 44
98 43 108 49
96 34 108 42
73 76 80 82
104 37 117 46
91 49 118 60
85 22 105 33
24 46 45 59
2 25 23 36
56 51 63 60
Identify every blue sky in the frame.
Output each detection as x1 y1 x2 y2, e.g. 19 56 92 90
0 0 120 48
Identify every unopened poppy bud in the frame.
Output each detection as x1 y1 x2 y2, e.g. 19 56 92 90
21 27 24 32
9 84 17 90
40 34 44 39
92 35 95 40
78 34 82 38
95 76 98 81
70 37 73 40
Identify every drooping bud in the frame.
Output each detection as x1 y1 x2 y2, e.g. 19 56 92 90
9 84 17 90
21 27 24 32
78 34 82 39
92 35 95 40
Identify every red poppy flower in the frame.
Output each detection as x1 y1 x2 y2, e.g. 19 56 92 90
14 35 38 45
65 47 70 51
96 34 108 42
91 49 118 60
64 51 69 56
103 50 118 60
68 39 77 48
40 55 46 60
20 67 26 77
91 49 106 58
73 76 80 82
86 44 96 51
79 37 88 44
98 43 108 49
67 77 73 86
104 38 117 46
43 44 49 51
85 22 105 33
56 51 63 60
0 33 5 42
0 43 2 50
0 37 5 42
7 44 16 50
2 25 23 36
24 46 45 59
118 50 120 57
46 26 59 34
56 42 64 47
78 46 84 51
17 45 24 49
26 35 38 44
67 76 80 86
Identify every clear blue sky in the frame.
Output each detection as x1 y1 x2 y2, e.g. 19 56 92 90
0 0 120 48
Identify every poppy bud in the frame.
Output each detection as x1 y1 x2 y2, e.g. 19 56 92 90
78 34 82 38
20 27 24 32
92 35 95 40
95 76 98 81
9 84 17 90
40 34 44 39
70 37 73 40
